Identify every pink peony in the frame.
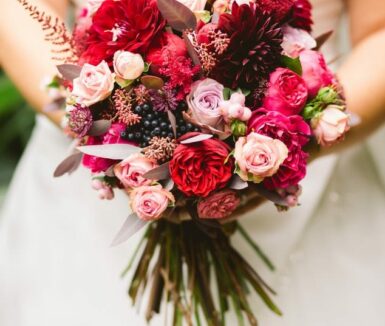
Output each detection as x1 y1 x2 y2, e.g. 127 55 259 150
197 189 240 219
113 51 145 81
220 92 252 122
311 105 350 147
130 185 175 221
263 68 308 116
299 50 335 98
72 61 115 106
234 132 288 183
91 179 114 200
248 109 311 189
114 154 158 189
281 25 316 58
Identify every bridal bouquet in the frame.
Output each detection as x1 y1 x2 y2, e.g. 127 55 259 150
20 0 350 324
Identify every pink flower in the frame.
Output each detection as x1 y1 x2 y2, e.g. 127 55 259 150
197 189 240 219
130 185 175 221
263 68 308 116
281 25 316 57
234 132 288 183
102 123 129 144
113 51 145 81
114 154 158 189
311 105 350 147
176 0 207 11
299 50 334 98
92 179 114 200
187 78 224 129
248 109 311 189
220 92 252 122
72 61 115 106
213 0 230 14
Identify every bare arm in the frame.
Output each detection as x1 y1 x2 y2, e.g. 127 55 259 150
0 0 68 126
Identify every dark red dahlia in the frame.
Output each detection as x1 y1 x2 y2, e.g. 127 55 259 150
290 0 313 32
211 3 283 89
80 0 166 65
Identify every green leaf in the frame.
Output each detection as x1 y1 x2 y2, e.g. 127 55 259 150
281 55 303 75
223 88 231 101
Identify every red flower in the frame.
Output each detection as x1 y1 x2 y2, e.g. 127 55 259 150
80 0 166 65
248 109 311 189
169 133 233 197
257 0 294 21
290 0 313 32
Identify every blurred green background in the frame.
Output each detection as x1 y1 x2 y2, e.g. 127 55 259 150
0 70 35 206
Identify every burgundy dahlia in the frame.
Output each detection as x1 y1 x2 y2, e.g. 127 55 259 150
290 0 313 32
211 3 283 89
80 0 166 65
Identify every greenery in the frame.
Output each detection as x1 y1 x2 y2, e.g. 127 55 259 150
0 70 35 186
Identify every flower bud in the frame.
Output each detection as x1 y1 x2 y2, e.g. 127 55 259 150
231 120 247 136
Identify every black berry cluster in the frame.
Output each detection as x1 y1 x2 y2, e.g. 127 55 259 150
120 103 199 147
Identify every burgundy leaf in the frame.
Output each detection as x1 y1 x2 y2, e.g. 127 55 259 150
57 64 82 81
157 0 197 32
53 152 83 178
314 30 333 51
163 179 174 191
180 133 213 144
141 75 164 90
167 110 177 138
229 175 248 190
143 162 170 180
88 120 112 136
110 213 147 247
183 32 201 66
252 184 287 207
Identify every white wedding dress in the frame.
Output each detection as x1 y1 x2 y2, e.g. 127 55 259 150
1 0 385 325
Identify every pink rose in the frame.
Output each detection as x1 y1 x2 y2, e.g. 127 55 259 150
263 68 308 116
113 51 145 81
72 61 115 106
114 154 158 189
234 132 288 183
220 92 252 122
92 179 114 200
311 105 350 147
130 185 175 221
187 78 224 129
281 25 316 58
197 189 241 219
248 109 311 189
176 0 207 11
299 50 334 98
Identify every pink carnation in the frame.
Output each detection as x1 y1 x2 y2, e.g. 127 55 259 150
197 189 240 219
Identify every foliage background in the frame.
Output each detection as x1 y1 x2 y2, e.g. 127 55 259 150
0 70 35 203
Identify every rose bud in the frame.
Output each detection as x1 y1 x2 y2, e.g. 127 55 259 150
197 189 241 219
114 153 158 189
113 51 145 81
299 50 335 98
234 132 289 183
311 105 350 147
92 179 114 200
281 25 316 58
130 185 175 221
263 68 308 116
72 61 115 106
213 0 230 15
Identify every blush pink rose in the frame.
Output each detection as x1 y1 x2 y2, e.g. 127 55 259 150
114 154 158 189
281 25 316 58
299 50 334 98
263 68 308 116
113 51 145 81
130 185 175 221
311 105 350 147
234 132 288 183
220 92 252 122
72 61 115 106
197 189 240 219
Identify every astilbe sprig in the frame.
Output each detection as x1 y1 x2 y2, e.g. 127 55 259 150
17 0 77 62
143 137 178 164
113 89 141 126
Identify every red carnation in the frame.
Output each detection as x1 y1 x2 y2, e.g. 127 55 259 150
290 0 313 32
80 0 166 65
169 133 234 197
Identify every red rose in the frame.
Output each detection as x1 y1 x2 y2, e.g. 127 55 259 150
146 33 188 71
169 133 233 197
80 0 166 65
290 0 313 32
248 109 311 189
197 189 240 219
263 68 308 116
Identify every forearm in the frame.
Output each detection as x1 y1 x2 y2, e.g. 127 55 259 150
0 0 67 126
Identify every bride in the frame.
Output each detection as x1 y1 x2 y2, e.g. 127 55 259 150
1 0 384 325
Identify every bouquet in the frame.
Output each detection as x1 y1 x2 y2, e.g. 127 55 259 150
20 0 351 324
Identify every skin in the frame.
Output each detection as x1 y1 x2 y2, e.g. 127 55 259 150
0 0 384 217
